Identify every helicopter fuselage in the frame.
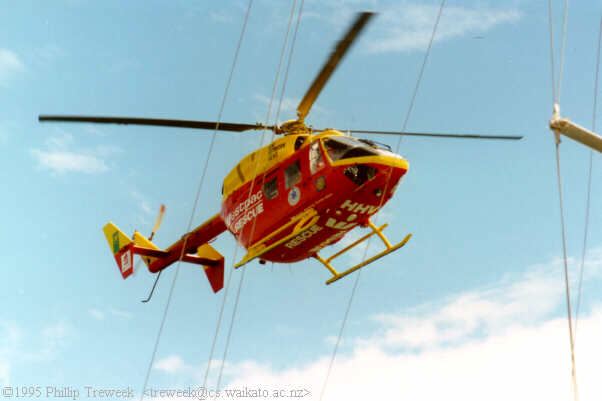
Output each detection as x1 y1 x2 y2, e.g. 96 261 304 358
220 130 408 263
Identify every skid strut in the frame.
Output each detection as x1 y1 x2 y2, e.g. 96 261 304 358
314 220 411 285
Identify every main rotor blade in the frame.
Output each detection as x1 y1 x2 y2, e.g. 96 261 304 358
297 12 375 121
345 129 523 141
38 115 272 133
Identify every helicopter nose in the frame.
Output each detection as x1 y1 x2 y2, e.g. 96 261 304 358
375 153 409 173
373 159 408 197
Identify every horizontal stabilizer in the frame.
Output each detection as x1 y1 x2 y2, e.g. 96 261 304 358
133 231 160 269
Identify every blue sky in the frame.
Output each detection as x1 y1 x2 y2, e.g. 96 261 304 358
1 0 602 400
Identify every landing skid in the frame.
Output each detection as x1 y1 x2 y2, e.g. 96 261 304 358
314 220 411 285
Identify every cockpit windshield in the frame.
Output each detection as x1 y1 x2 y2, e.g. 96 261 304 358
322 136 378 162
358 138 391 151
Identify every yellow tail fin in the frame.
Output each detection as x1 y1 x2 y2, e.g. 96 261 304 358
103 222 132 255
102 222 134 279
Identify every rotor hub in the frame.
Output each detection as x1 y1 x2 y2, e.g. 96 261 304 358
276 119 312 136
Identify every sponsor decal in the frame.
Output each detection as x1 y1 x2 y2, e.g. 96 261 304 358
120 249 132 273
305 200 380 255
232 202 264 234
325 213 358 231
288 186 301 206
268 142 286 160
225 190 265 234
285 224 323 249
112 231 120 253
339 199 379 215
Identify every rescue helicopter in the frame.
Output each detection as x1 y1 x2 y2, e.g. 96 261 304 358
39 12 521 294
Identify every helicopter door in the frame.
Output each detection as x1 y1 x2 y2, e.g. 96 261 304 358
284 159 303 207
262 174 279 201
309 141 327 192
284 160 302 188
309 141 325 174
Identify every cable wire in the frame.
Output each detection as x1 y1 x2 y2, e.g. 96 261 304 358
213 0 303 392
275 0 304 124
319 3 446 399
574 14 602 342
548 0 558 104
318 245 366 401
396 0 446 154
139 3 254 399
557 0 570 104
376 0 447 215
553 142 579 401
192 1 256 394
548 0 570 105
547 2 579 400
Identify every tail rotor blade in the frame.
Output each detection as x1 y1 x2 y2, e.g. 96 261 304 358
149 204 166 241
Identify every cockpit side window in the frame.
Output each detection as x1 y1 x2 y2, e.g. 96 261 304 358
309 142 325 174
285 160 302 189
344 164 377 186
263 176 279 200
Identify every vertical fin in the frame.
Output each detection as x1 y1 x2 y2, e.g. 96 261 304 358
102 222 135 279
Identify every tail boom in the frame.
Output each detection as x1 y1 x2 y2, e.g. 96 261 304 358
102 214 227 292
146 214 227 273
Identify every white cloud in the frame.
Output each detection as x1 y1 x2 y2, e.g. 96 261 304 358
154 247 602 400
304 2 521 54
39 322 72 360
253 94 299 122
0 320 75 385
130 189 162 229
366 4 522 53
0 49 24 85
367 267 563 350
210 10 234 24
31 149 108 174
109 308 133 320
31 133 118 174
89 307 132 321
154 355 187 374
0 123 13 145
253 94 328 123
222 312 602 401
88 309 105 321
131 190 154 217
32 44 64 65
0 322 21 385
